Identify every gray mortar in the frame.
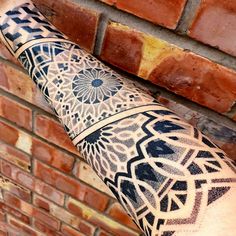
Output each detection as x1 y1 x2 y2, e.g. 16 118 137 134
73 0 236 71
176 0 201 34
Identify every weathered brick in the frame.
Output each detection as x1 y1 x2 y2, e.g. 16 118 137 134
98 230 113 236
66 197 139 236
0 121 19 147
0 231 7 236
50 203 81 229
33 0 100 53
77 221 95 236
101 22 236 114
34 181 65 206
7 215 43 236
148 50 236 114
101 24 143 74
32 138 74 173
0 96 32 130
0 175 31 202
61 224 85 236
0 231 6 236
0 221 16 236
74 161 114 198
34 195 50 212
108 203 139 231
1 160 64 205
1 161 34 190
157 96 236 160
0 201 30 225
0 211 5 222
34 194 95 235
0 223 7 236
34 161 109 211
33 219 62 236
34 114 79 155
0 120 32 154
189 0 236 57
0 62 52 113
100 0 187 29
4 192 60 230
0 142 31 172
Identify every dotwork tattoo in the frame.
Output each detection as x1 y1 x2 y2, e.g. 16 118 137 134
0 2 235 236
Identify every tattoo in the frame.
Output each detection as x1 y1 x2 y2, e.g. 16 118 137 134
0 2 235 236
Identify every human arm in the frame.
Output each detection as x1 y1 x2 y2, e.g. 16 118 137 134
0 1 236 235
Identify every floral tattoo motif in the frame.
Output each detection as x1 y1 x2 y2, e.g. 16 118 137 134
72 68 123 104
0 2 235 236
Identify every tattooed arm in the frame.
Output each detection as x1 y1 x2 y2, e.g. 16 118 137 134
0 1 235 235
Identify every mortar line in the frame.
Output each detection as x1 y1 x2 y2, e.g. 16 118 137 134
176 0 201 34
72 0 236 70
93 10 109 56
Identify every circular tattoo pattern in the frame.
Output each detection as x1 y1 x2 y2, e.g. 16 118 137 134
72 68 123 104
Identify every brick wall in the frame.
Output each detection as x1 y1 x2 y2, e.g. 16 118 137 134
0 0 236 235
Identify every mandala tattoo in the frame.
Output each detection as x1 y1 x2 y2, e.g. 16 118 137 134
0 2 235 236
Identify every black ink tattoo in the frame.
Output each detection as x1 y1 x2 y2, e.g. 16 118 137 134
0 2 235 235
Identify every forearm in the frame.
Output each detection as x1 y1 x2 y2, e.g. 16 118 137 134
0 1 235 235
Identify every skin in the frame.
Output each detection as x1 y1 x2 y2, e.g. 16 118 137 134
0 1 236 235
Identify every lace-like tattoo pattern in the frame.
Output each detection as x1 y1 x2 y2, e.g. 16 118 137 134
0 2 235 236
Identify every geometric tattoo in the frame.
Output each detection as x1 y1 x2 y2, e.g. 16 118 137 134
0 2 235 236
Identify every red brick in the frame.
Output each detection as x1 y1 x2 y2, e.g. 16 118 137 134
101 23 143 74
0 211 5 222
189 0 236 57
0 230 6 236
33 219 62 236
34 181 65 206
108 203 139 231
7 216 41 236
4 192 60 230
34 161 109 211
102 22 236 115
34 194 96 235
0 230 5 236
0 223 7 236
148 52 236 113
0 175 31 202
0 121 19 146
0 96 32 130
98 230 113 236
33 0 100 53
33 208 60 230
66 198 139 236
0 120 32 155
0 62 52 113
78 221 95 236
1 161 34 190
0 201 30 225
35 194 96 236
34 114 79 155
34 195 50 212
1 160 64 205
0 221 12 236
101 0 187 29
32 138 74 173
61 224 85 236
0 142 31 172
